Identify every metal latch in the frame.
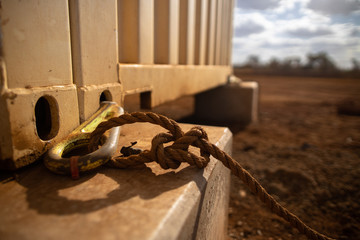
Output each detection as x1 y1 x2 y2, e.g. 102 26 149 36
44 101 123 178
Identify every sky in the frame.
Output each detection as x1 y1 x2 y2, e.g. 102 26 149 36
231 0 360 69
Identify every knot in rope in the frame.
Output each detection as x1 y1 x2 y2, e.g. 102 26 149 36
88 113 211 170
148 126 211 169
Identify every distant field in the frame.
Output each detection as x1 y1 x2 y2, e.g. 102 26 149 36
240 74 360 103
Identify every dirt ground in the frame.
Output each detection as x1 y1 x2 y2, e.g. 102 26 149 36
225 75 360 240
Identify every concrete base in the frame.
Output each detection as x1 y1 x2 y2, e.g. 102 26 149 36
194 80 258 125
120 64 232 107
0 85 80 170
77 83 123 123
0 123 232 240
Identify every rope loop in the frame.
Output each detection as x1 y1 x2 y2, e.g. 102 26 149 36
88 112 335 240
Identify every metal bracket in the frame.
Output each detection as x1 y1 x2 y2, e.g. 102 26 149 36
44 101 123 176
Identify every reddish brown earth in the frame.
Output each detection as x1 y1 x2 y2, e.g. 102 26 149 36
226 75 360 240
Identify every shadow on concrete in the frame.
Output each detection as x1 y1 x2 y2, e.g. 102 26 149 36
14 161 207 215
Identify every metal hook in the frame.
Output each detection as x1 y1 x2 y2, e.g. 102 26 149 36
44 101 123 177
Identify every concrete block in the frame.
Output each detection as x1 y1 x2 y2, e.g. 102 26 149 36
77 83 122 123
0 85 79 170
0 0 78 169
196 126 232 239
195 80 258 125
0 123 231 239
120 64 231 107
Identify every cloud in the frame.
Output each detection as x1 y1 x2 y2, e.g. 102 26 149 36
234 20 265 37
307 0 360 15
236 0 281 10
351 28 360 36
286 27 333 38
261 41 300 49
232 0 360 68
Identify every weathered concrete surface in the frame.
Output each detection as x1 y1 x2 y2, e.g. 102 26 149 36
0 0 72 88
76 83 122 123
194 81 259 125
69 0 121 123
120 64 232 107
0 0 77 169
0 85 79 169
0 123 231 240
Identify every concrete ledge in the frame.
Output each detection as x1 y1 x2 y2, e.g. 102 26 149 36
0 85 79 169
77 83 123 123
195 80 258 125
0 123 232 240
119 64 232 107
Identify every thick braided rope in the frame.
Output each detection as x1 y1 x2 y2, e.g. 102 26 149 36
89 112 335 240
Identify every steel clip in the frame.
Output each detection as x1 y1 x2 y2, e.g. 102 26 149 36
44 101 123 176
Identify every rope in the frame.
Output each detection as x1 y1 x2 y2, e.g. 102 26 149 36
89 112 335 240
